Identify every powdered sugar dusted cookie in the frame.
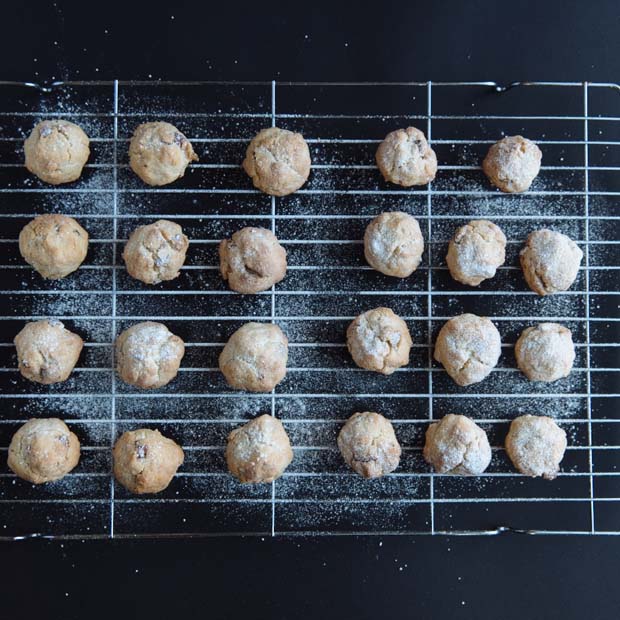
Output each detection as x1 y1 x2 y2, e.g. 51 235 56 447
116 322 185 389
129 122 198 186
24 119 90 185
505 415 567 480
220 227 287 293
347 307 412 375
515 323 575 382
446 219 506 286
8 418 80 484
482 135 542 193
434 314 501 386
219 322 288 392
520 229 583 296
338 411 401 479
376 126 437 186
242 127 311 196
424 414 491 475
123 219 189 285
226 414 293 483
364 211 424 278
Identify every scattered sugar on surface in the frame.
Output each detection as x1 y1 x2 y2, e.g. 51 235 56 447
1 85 617 537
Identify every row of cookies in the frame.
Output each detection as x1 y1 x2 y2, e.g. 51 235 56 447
23 118 541 195
13 310 575 391
17 212 584 296
5 411 567 492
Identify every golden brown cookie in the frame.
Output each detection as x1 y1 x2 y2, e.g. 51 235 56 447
8 418 80 484
113 428 184 494
242 127 311 196
337 411 401 479
347 307 412 375
376 126 437 186
123 219 189 285
24 119 90 185
226 414 293 483
19 214 89 279
129 122 198 186
482 135 542 193
14 319 83 385
219 322 288 392
116 322 185 389
219 227 287 293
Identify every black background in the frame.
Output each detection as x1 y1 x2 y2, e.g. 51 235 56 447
1 1 619 618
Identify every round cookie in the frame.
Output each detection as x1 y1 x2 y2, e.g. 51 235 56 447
520 229 583 296
8 418 80 484
123 219 189 285
129 121 198 186
24 119 90 185
505 415 567 480
14 319 83 385
337 411 401 479
376 126 437 187
219 322 288 392
434 314 501 386
242 127 311 196
446 219 506 286
113 428 184 494
347 307 412 375
423 414 492 475
363 211 424 278
19 214 89 279
515 323 575 382
116 322 185 389
482 135 542 193
226 414 293 483
219 227 287 293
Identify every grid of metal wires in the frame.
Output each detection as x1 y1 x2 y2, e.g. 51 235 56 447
0 80 618 538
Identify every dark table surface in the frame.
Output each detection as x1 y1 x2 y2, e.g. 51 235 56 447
1 1 619 618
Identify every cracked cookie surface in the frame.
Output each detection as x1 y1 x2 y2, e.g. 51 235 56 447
446 219 506 286
482 135 542 193
8 418 80 484
24 119 90 185
113 428 184 494
505 415 567 480
515 323 575 382
434 313 501 386
347 307 412 375
376 126 437 187
242 127 311 196
423 414 491 475
520 229 583 296
19 213 89 279
364 211 424 278
337 411 401 479
129 121 198 186
219 322 288 392
116 321 185 389
219 226 287 293
123 219 189 284
14 319 83 385
226 414 293 483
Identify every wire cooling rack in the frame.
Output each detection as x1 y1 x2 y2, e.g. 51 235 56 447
0 80 617 539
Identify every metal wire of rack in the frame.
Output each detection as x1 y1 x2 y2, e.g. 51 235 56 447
0 80 617 539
